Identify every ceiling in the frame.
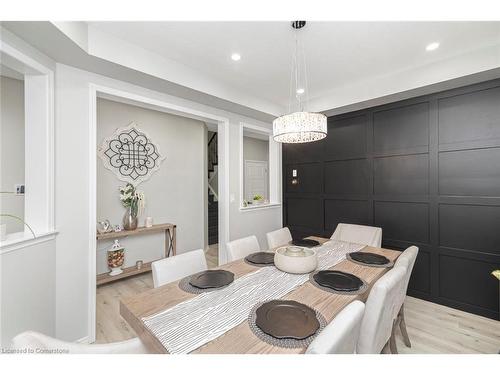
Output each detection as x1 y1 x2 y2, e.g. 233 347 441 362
3 21 500 119
88 21 500 111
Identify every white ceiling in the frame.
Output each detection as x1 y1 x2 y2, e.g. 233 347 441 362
89 21 500 112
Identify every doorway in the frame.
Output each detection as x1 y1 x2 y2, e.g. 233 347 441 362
89 84 230 343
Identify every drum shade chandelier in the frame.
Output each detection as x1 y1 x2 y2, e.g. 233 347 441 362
273 21 327 144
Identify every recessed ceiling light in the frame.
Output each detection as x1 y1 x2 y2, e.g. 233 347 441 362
426 42 440 51
296 88 305 95
231 53 241 61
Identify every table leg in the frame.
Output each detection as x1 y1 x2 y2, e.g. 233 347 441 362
172 226 176 256
164 227 177 257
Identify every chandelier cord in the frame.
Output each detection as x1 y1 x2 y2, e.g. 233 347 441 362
302 34 309 112
295 29 301 112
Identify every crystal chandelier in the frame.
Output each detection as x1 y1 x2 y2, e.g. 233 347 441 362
273 21 327 144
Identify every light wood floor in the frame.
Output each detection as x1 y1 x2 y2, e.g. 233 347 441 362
95 245 500 353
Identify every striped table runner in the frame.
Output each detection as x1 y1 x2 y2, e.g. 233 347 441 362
142 239 364 354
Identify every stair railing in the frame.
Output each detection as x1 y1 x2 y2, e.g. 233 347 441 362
208 132 218 172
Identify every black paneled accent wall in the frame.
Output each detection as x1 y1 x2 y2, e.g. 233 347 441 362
282 79 500 320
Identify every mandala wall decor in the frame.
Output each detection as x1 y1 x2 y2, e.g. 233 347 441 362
98 122 165 185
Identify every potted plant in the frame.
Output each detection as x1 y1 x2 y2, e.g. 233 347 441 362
252 194 264 205
119 183 145 230
0 214 36 241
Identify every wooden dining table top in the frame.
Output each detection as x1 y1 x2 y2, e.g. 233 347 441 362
119 236 401 354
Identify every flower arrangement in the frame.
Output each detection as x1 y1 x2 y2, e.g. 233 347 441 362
119 183 145 218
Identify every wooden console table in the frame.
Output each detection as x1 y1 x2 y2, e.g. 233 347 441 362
96 223 176 286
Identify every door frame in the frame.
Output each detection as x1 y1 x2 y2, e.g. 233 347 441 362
88 83 230 343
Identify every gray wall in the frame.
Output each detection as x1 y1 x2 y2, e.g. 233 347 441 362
96 98 205 273
243 136 269 162
0 76 25 234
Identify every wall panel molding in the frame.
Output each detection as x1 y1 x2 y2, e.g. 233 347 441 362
283 78 500 320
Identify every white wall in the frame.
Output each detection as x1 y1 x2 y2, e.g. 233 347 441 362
55 63 282 342
96 98 205 273
0 76 25 234
0 28 57 347
0 238 56 347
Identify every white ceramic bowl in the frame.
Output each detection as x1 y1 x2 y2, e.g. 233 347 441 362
274 246 318 274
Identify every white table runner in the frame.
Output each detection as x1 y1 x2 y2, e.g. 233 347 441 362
142 240 364 354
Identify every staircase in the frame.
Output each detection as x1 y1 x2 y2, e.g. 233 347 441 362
207 132 218 245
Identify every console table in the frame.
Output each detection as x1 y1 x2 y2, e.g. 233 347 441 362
96 223 176 286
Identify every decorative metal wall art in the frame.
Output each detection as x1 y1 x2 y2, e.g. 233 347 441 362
98 122 165 185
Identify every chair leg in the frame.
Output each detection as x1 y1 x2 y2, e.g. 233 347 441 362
389 320 399 354
382 341 391 354
398 304 412 348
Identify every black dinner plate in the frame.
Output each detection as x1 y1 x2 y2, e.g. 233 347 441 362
313 270 363 292
189 270 234 289
291 238 320 247
348 252 390 265
245 252 275 265
255 300 320 340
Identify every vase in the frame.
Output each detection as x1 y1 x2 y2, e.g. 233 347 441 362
107 240 125 276
122 207 138 231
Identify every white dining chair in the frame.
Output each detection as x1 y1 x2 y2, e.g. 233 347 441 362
226 235 260 262
356 266 407 354
393 245 419 348
266 227 292 249
330 223 382 248
152 248 208 288
306 300 365 354
11 331 149 354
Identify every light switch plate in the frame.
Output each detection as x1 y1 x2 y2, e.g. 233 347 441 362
15 184 25 195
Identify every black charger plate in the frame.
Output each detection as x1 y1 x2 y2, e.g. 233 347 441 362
291 238 320 247
255 300 320 340
313 270 363 292
189 270 234 289
245 252 275 265
348 252 390 265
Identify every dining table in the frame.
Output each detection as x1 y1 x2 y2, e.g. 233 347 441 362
119 236 401 354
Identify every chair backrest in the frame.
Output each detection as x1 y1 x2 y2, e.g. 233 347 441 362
226 235 260 262
152 249 207 288
394 246 419 310
11 331 149 354
356 266 407 354
331 223 382 248
306 301 365 354
266 227 292 249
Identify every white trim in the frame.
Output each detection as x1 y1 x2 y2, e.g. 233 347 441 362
88 83 231 343
88 85 98 344
239 122 281 211
0 231 58 255
0 36 55 237
239 203 282 212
